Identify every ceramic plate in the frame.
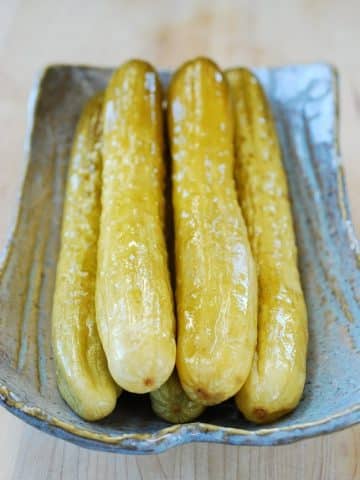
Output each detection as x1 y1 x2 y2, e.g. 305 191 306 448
0 63 359 454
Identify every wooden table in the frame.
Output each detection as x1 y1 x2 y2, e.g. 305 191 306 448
0 1 359 478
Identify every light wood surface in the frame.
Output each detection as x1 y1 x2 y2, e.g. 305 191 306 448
0 1 359 479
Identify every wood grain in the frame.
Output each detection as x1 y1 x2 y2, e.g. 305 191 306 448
0 0 359 478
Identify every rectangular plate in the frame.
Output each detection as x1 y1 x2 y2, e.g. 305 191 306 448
0 63 359 453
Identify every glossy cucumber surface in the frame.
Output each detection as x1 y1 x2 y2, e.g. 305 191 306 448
168 58 257 406
52 93 119 421
96 60 176 393
227 68 308 423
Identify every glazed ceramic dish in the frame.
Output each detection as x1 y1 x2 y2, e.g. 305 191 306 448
0 64 359 454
